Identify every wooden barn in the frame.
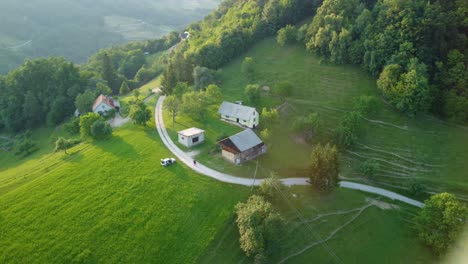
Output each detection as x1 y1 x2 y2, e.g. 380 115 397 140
218 129 266 164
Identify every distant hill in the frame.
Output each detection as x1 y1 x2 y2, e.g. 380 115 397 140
0 0 221 74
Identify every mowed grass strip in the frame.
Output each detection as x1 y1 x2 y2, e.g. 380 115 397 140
0 126 249 263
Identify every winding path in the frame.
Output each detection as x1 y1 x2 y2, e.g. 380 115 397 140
154 96 424 208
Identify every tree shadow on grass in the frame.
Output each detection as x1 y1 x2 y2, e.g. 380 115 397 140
94 135 139 159
60 152 84 163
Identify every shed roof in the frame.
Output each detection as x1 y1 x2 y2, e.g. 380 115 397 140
178 127 205 137
219 129 263 153
218 102 257 120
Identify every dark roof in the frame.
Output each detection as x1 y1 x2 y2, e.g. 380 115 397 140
218 129 263 153
218 101 257 120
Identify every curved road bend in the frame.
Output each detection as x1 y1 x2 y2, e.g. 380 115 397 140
154 96 424 208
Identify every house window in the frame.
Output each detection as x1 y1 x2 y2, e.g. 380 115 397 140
254 118 256 122
192 137 199 143
181 136 185 140
226 115 230 118
243 120 247 122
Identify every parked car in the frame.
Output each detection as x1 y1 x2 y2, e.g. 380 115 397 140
161 158 176 166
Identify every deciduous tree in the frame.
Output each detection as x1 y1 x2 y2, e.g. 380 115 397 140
416 193 467 255
235 195 284 263
309 143 340 191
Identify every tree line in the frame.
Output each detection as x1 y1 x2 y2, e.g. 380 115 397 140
299 0 467 121
161 0 322 90
0 33 180 132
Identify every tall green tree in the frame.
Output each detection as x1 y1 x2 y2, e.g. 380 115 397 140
205 84 223 105
416 193 467 255
129 101 151 126
377 58 431 115
309 143 340 191
235 195 284 263
193 66 216 91
79 113 102 138
100 53 119 94
165 95 181 125
119 80 130 95
181 91 207 120
75 90 97 114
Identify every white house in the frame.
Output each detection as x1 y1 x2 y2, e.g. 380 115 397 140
178 127 205 147
218 129 266 164
92 94 120 115
218 101 259 129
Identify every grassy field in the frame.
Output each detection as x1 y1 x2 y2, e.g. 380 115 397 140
197 38 468 196
199 186 433 264
0 123 250 263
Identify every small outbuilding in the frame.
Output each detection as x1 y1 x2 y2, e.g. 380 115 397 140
218 129 266 164
178 127 205 147
218 101 259 129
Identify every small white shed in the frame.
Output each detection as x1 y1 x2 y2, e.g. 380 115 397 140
178 127 205 147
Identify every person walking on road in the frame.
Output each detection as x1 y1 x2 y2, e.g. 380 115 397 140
193 159 197 166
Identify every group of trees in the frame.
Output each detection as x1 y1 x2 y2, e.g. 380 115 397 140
0 31 181 133
299 0 467 121
0 57 86 132
161 0 322 91
164 83 222 122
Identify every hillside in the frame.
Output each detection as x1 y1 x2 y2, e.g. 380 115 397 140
0 0 220 74
0 122 250 263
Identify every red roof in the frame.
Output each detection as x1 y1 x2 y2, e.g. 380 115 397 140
92 94 116 111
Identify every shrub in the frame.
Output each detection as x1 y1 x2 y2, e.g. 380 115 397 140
65 118 80 135
276 25 297 47
259 174 287 200
90 120 112 140
359 159 379 178
353 95 378 116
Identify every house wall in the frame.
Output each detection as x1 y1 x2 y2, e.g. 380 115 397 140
221 111 259 129
94 103 113 115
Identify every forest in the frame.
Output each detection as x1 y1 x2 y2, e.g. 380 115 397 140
162 0 467 122
0 0 467 132
0 33 178 132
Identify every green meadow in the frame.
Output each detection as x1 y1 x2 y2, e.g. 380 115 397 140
199 187 433 264
171 37 468 197
0 123 249 263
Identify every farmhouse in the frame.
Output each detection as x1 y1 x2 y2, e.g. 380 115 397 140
92 94 120 115
218 101 259 129
178 127 205 147
218 129 266 164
